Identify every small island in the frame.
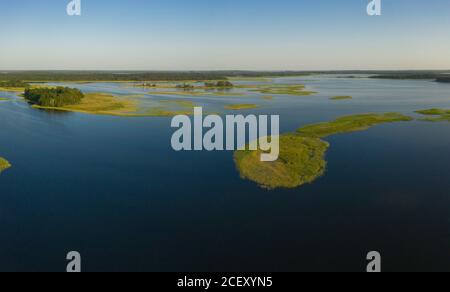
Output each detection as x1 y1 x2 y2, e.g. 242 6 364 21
330 95 352 101
0 157 11 173
416 108 450 122
224 104 259 110
234 113 413 189
24 87 142 116
249 84 316 96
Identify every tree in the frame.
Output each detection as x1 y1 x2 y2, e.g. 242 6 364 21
24 87 84 107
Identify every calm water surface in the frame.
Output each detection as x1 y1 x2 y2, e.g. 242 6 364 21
1 76 450 271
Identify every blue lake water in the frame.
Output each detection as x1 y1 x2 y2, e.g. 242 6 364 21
1 75 450 271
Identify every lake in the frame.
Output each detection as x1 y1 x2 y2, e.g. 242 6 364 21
1 75 450 272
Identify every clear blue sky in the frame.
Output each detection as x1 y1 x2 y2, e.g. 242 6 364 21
1 0 450 70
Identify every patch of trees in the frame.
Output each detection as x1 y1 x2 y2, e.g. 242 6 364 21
205 81 234 87
24 87 84 107
0 80 30 88
176 83 195 90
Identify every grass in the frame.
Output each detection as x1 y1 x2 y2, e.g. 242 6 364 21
416 108 450 122
330 95 352 100
234 112 413 189
224 104 259 110
0 157 11 173
31 93 139 116
0 98 10 101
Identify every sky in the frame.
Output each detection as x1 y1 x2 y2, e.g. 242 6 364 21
1 0 450 70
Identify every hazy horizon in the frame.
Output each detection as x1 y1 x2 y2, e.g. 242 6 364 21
1 0 450 70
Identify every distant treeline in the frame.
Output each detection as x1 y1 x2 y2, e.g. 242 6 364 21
370 74 441 80
24 87 84 107
436 77 450 83
369 71 450 81
0 80 30 88
0 71 315 82
2 70 450 82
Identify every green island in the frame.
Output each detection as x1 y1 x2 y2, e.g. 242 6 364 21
234 113 413 189
16 85 206 117
248 84 316 96
25 87 139 116
0 157 11 173
416 108 450 122
297 113 412 138
330 95 352 100
225 104 259 110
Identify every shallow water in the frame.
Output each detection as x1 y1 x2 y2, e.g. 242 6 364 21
1 75 450 271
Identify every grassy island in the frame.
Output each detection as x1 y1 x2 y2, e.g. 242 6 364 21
416 108 450 122
249 84 316 96
0 157 11 173
234 113 413 189
297 113 413 138
330 95 352 100
234 135 329 189
225 104 259 110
